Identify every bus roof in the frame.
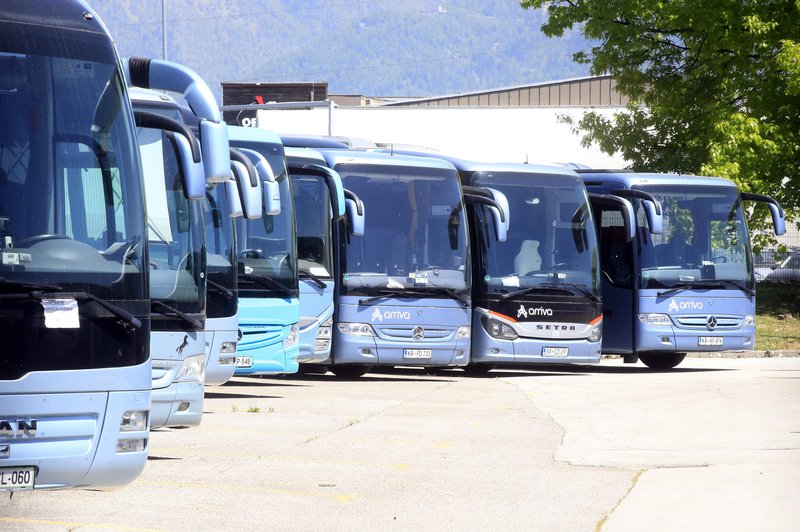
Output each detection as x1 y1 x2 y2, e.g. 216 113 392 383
318 149 457 172
577 170 737 189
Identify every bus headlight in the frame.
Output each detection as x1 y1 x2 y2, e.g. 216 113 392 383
315 318 333 351
174 353 206 385
337 322 377 336
483 318 518 340
120 410 148 432
116 438 147 453
218 341 237 365
744 314 755 326
638 313 672 326
588 322 602 343
283 323 299 349
455 325 471 339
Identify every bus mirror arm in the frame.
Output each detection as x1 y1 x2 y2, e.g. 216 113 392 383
463 193 507 243
344 189 365 237
609 188 663 234
589 193 636 242
741 192 786 236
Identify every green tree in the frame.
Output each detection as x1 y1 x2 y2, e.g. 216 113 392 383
521 0 800 244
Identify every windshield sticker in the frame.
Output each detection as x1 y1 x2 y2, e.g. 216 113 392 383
41 298 80 329
387 277 404 289
310 267 329 277
501 276 520 288
668 299 703 312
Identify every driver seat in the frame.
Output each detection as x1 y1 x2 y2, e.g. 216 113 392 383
514 239 541 274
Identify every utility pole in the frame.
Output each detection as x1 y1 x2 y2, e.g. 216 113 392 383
161 0 167 60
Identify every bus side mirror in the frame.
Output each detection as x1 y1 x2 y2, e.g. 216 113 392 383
225 164 246 219
263 181 281 217
169 132 206 200
325 171 346 218
642 199 663 234
485 188 509 243
741 192 786 236
200 121 233 183
237 148 281 216
346 198 365 237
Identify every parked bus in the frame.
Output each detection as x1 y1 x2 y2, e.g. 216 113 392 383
399 156 630 372
131 91 207 427
284 147 346 365
314 150 477 378
228 127 300 375
580 170 785 369
0 0 158 489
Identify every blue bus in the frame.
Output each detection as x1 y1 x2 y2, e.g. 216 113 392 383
284 148 347 365
131 90 207 427
228 127 300 375
0 1 157 489
318 150 474 378
580 170 785 369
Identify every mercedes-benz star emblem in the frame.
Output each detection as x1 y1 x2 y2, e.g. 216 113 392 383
412 327 425 340
706 316 718 330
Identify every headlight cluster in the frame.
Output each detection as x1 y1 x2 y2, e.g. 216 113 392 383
455 325 471 339
337 322 377 336
315 317 333 352
283 323 299 349
174 353 206 385
482 317 518 340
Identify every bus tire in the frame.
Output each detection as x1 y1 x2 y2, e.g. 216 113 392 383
638 352 686 369
330 365 372 379
462 363 497 376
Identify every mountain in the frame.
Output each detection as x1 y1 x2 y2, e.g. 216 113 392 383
87 0 590 100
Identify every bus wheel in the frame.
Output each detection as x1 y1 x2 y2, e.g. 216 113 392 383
638 353 686 370
462 363 497 376
330 365 372 379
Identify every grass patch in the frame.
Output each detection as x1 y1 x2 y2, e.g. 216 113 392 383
756 282 800 351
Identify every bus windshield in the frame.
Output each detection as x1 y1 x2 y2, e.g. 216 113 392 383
291 171 333 278
337 163 470 298
139 127 205 314
473 172 599 297
0 46 144 300
231 141 298 298
635 185 753 289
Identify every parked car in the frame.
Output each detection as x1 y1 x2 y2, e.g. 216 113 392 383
765 253 800 282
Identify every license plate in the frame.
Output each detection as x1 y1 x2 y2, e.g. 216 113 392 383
542 347 569 358
234 356 253 368
0 466 35 491
403 349 432 359
698 336 723 346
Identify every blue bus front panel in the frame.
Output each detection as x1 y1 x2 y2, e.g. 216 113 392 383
150 330 206 428
334 297 470 366
637 290 755 353
235 298 300 375
1 366 150 490
204 315 238 386
297 279 335 364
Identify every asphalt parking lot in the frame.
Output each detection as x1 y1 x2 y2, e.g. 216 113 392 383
2 357 800 531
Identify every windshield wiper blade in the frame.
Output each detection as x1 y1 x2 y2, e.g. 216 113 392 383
359 287 468 307
502 282 600 303
658 281 754 298
299 269 327 289
207 278 234 300
0 276 63 293
241 274 294 298
152 300 203 330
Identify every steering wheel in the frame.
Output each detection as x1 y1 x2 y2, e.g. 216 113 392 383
238 249 264 259
711 256 728 263
16 234 70 247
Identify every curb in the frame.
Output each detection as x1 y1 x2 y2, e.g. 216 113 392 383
603 351 800 359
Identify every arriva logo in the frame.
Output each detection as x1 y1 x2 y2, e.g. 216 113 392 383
668 299 704 312
370 309 412 322
517 304 554 319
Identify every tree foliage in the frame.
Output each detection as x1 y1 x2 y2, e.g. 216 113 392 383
521 0 800 239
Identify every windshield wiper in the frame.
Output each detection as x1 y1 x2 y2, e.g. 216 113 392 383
0 286 142 330
152 300 203 330
299 269 327 289
658 281 754 298
207 278 234 300
241 273 294 298
0 276 63 293
358 287 468 307
502 282 600 303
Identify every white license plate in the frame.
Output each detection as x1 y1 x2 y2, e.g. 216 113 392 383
698 336 724 346
404 349 432 359
234 356 253 368
0 466 35 491
542 347 569 358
